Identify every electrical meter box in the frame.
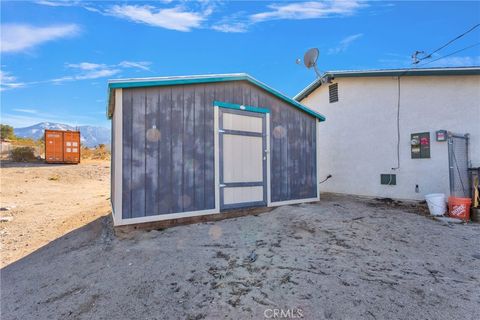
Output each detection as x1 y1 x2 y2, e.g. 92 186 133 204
411 132 430 159
436 130 447 142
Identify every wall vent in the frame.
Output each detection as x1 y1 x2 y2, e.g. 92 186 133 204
381 174 396 185
329 83 338 103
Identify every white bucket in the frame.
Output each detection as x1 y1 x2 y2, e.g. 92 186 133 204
425 193 446 216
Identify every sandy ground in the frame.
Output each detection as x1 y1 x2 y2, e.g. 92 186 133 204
1 193 479 320
0 160 110 268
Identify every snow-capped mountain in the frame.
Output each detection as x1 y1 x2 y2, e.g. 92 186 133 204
14 122 110 148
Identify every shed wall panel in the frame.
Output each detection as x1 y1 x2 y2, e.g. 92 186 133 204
158 88 173 214
183 88 195 212
171 87 184 213
131 88 146 218
121 80 317 219
122 89 133 219
193 86 206 211
145 88 160 216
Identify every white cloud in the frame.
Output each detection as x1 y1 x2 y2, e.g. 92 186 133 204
50 76 75 84
118 61 151 71
53 63 120 83
328 33 363 54
35 0 103 14
211 11 251 33
212 22 249 33
1 59 153 90
0 70 17 84
0 24 80 53
250 0 365 22
213 1 365 33
35 0 364 34
83 6 101 13
107 4 211 32
35 0 80 7
0 70 26 91
13 108 38 114
75 68 120 80
52 60 152 84
66 62 107 70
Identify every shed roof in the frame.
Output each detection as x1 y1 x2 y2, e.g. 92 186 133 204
294 66 480 101
107 73 326 121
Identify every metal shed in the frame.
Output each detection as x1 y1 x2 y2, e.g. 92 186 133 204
107 73 325 226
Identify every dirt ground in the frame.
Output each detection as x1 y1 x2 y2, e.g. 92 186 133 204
0 160 110 268
2 190 479 319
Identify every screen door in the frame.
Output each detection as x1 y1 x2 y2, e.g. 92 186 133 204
219 108 267 210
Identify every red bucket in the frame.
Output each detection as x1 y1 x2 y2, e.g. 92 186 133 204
448 197 472 221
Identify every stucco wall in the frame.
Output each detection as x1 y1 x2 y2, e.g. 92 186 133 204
301 75 480 200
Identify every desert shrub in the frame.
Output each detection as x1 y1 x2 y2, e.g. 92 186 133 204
11 146 36 162
81 145 110 160
13 137 38 146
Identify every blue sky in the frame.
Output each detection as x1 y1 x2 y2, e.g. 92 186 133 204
1 1 479 128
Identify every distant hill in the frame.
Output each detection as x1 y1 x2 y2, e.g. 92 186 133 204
14 122 110 148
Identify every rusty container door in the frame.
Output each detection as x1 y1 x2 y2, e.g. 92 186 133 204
45 130 64 163
63 131 81 164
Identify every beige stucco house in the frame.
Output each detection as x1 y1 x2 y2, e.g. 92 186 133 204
296 67 480 200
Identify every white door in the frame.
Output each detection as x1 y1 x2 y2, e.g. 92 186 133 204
219 108 267 210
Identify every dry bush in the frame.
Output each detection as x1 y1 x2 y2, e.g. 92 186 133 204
11 147 37 162
13 137 39 146
81 145 110 160
10 138 44 159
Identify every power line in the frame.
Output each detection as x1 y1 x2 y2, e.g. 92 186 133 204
415 23 480 63
392 24 480 171
397 41 480 168
393 25 480 171
417 42 480 67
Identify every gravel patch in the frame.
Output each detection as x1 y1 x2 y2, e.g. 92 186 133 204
2 194 479 319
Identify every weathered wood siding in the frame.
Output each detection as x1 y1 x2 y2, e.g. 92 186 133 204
121 81 317 219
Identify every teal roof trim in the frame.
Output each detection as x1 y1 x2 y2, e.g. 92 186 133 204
213 100 270 114
107 73 326 121
108 75 245 89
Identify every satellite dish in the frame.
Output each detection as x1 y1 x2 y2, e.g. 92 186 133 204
304 48 319 69
300 48 322 78
297 47 328 81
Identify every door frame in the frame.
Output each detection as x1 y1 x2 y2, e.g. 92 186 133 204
214 101 271 211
